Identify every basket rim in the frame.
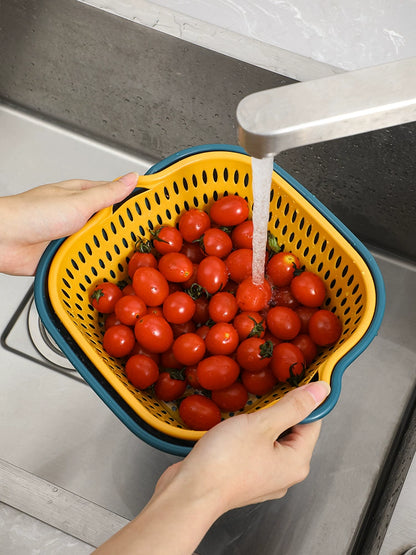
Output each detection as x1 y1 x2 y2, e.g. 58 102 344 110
34 144 386 448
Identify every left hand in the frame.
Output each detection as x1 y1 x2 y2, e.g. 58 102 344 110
0 173 138 275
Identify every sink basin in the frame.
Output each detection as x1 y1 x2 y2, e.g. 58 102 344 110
0 102 415 554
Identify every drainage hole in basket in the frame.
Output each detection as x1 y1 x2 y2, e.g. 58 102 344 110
223 168 229 181
233 170 238 184
163 186 170 200
165 209 172 220
193 196 199 207
65 269 75 280
183 177 189 190
244 173 249 187
192 174 198 188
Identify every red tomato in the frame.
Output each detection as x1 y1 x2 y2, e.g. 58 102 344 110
122 284 136 296
185 365 202 389
158 252 193 283
290 271 326 308
236 337 273 372
154 371 187 401
241 367 277 396
271 342 305 383
91 282 123 314
104 312 122 330
125 354 159 389
266 306 301 341
162 291 196 324
308 309 342 346
179 395 221 431
205 322 239 355
128 251 157 279
160 348 183 370
225 249 253 283
192 296 210 325
181 263 199 290
196 256 228 294
114 295 147 326
195 324 210 340
180 241 205 263
208 292 238 323
295 306 318 334
231 220 253 249
211 382 248 412
197 355 240 390
172 333 206 366
266 252 301 287
263 330 282 348
233 311 266 340
178 209 211 243
103 325 135 358
134 314 174 353
129 342 160 364
132 267 169 306
147 306 164 318
236 277 272 312
271 286 300 309
152 225 183 254
291 334 318 365
170 320 197 338
210 195 249 226
201 228 233 258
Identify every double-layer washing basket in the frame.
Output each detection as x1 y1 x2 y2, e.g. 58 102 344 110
35 145 385 456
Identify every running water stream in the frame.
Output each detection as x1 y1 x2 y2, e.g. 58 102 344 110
251 156 274 285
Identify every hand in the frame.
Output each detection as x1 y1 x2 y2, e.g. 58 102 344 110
95 381 330 555
0 173 138 275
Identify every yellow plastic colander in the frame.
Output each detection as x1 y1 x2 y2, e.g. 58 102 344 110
37 145 385 449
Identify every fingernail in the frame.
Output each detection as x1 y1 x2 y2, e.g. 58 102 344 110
299 381 331 405
118 172 139 186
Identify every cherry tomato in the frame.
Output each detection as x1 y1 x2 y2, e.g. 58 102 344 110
114 295 147 326
170 320 197 338
160 348 183 370
271 286 299 309
172 333 206 366
128 251 157 279
125 354 159 389
233 311 266 340
178 209 211 243
134 314 174 353
147 306 164 318
271 342 305 383
103 324 135 358
266 251 301 287
208 292 238 323
162 291 196 324
291 334 318 365
263 330 282 348
231 220 253 249
205 323 239 355
295 306 318 334
152 225 183 254
104 312 122 330
236 337 273 372
179 395 221 431
180 241 205 263
132 267 169 306
196 256 228 294
236 277 272 312
192 296 210 325
91 282 123 314
210 195 249 226
225 249 253 283
185 365 202 389
158 252 193 283
154 371 187 401
122 284 136 296
266 306 301 340
200 228 233 258
241 367 277 396
129 342 160 364
197 355 240 390
308 309 342 346
211 382 248 412
196 324 210 340
290 271 326 308
181 263 199 289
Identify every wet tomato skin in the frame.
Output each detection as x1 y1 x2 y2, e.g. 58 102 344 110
134 314 174 353
91 282 123 314
196 256 228 294
103 325 135 358
271 342 305 383
290 271 326 308
132 267 169 306
266 306 301 341
210 195 249 226
178 209 211 243
197 355 240 390
308 309 342 346
172 333 206 366
211 382 248 412
125 354 159 390
154 372 187 401
236 278 272 312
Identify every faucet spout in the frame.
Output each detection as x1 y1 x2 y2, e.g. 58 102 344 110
236 57 416 159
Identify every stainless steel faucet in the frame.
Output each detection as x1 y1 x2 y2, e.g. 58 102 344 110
237 57 416 158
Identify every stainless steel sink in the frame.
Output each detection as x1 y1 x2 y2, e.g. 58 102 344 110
0 103 415 554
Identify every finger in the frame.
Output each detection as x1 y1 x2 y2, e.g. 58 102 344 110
77 172 139 211
254 381 330 439
278 421 322 455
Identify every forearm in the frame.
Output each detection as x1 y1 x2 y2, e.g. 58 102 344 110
94 475 223 555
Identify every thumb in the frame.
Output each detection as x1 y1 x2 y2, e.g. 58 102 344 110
255 381 331 438
80 172 139 211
